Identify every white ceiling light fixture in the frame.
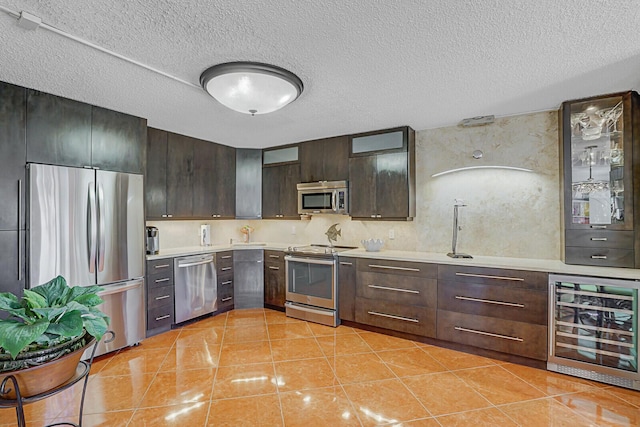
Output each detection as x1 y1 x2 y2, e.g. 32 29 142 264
200 62 304 116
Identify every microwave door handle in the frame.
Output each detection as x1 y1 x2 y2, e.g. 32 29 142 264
332 190 337 212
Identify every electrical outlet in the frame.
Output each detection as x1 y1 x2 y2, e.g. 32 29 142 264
291 225 297 235
388 229 395 239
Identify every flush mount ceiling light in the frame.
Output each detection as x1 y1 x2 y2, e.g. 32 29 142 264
200 62 303 116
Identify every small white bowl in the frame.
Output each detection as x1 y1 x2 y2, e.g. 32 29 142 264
361 238 384 252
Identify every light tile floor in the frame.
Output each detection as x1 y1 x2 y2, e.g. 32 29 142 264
1 308 639 426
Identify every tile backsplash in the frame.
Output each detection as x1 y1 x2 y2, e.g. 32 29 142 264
148 110 561 260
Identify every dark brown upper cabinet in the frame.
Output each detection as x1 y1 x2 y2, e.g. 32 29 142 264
0 82 26 231
262 144 300 219
561 91 640 268
348 126 415 220
26 89 146 174
145 128 236 220
145 128 168 219
0 82 26 298
26 89 92 167
299 135 349 182
91 106 147 174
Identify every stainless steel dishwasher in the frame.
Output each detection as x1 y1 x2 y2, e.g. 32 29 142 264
174 254 217 323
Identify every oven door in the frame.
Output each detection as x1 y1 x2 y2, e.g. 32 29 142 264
285 255 337 310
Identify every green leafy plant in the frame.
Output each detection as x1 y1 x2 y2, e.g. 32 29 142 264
0 276 110 359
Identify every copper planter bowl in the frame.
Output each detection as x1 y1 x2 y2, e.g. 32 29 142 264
0 335 94 399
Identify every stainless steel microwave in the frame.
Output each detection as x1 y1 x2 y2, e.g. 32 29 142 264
297 181 348 215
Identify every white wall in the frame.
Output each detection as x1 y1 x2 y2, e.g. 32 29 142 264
148 110 561 260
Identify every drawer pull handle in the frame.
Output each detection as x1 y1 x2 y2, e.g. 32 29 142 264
591 255 607 260
221 280 232 285
369 264 420 272
590 237 608 241
367 311 419 323
269 255 280 259
590 225 607 229
155 295 171 300
155 314 171 321
455 295 524 308
154 278 170 283
268 266 280 270
339 262 353 266
221 255 232 259
221 267 232 271
368 284 419 294
455 272 524 282
154 264 170 269
221 297 233 302
454 326 523 342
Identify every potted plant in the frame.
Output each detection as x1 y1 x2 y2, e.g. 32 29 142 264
0 276 110 398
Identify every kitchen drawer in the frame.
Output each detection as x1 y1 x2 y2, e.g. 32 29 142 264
147 284 174 310
357 272 436 307
218 273 234 296
565 229 634 249
438 265 547 292
438 281 547 325
355 297 435 337
565 246 635 268
264 250 284 266
217 251 233 274
356 258 436 278
437 310 547 361
147 272 174 289
147 305 174 330
147 259 174 282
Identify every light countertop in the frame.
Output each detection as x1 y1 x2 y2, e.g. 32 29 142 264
147 244 640 280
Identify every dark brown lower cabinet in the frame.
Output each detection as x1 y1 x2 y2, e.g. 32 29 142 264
353 258 437 337
338 257 356 322
146 259 175 337
217 251 234 312
264 250 285 308
436 264 548 361
436 310 547 360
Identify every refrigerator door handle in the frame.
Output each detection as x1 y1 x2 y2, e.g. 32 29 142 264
97 183 106 272
97 280 143 297
88 182 97 273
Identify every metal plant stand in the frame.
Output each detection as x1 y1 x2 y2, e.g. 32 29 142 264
0 332 113 427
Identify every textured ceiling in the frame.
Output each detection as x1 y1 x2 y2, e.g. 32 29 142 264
1 0 640 148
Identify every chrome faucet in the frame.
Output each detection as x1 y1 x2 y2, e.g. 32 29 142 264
447 199 473 259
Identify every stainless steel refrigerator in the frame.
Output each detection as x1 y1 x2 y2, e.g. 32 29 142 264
28 163 145 357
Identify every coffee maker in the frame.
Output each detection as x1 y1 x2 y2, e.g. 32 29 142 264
146 226 159 254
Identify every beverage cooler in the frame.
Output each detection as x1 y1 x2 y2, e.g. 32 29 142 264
548 274 639 390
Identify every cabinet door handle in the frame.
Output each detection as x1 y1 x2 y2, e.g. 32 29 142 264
221 267 232 271
376 214 382 218
455 272 524 282
155 314 171 321
167 214 173 218
155 295 171 300
221 255 232 259
590 237 608 241
454 326 523 342
154 277 170 283
17 179 22 281
154 264 170 269
368 311 419 323
268 266 280 270
591 255 607 260
221 280 232 285
339 262 353 266
368 284 419 294
268 255 280 259
455 295 524 308
221 297 233 302
369 264 420 272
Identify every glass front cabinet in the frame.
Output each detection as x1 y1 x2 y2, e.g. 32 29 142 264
561 91 640 268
